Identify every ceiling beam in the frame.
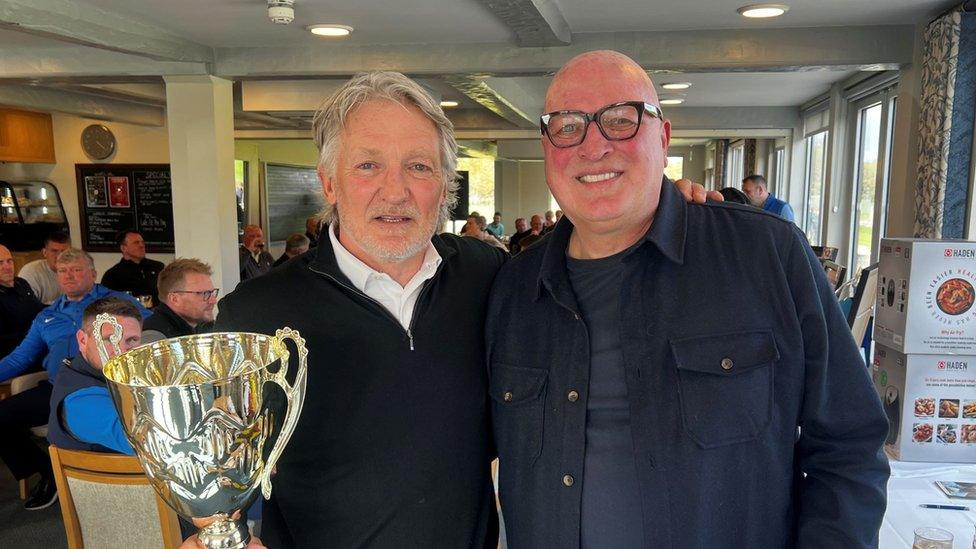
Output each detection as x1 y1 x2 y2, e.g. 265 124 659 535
0 47 209 80
0 0 213 63
0 84 164 126
215 25 913 77
475 0 571 47
444 76 537 129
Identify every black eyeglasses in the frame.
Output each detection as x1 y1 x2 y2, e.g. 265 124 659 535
172 289 220 300
540 101 663 148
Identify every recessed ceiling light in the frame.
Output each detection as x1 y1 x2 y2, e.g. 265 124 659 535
307 24 354 37
661 82 692 90
440 100 459 108
660 98 685 105
737 3 789 18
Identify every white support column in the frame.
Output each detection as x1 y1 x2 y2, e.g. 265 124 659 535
164 75 240 294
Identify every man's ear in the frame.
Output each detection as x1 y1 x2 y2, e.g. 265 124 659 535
75 329 87 356
660 118 672 152
318 165 338 206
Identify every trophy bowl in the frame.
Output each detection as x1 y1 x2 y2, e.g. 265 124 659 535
96 315 308 549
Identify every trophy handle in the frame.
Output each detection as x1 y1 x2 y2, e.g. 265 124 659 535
92 313 124 365
260 327 309 499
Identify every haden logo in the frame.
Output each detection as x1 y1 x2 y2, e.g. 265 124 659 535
938 360 946 369
945 249 953 257
946 248 976 258
938 360 968 371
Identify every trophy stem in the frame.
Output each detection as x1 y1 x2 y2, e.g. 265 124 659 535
198 517 251 549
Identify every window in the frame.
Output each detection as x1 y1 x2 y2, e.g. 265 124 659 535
664 155 684 181
803 131 828 245
848 89 897 273
452 157 495 233
726 142 744 187
234 159 248 234
774 148 786 192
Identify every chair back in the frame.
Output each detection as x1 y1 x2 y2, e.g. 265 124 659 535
49 445 182 549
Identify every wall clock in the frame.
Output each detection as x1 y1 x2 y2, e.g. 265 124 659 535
81 124 116 160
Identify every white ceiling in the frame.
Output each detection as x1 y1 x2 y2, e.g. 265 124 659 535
72 0 952 48
76 0 514 47
560 0 951 32
495 69 856 111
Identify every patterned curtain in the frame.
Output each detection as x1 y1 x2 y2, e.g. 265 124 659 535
743 139 757 176
914 6 976 238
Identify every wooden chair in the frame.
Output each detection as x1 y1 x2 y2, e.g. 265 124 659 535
49 445 183 549
9 370 50 499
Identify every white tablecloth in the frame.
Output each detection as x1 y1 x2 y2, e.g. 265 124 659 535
881 459 976 548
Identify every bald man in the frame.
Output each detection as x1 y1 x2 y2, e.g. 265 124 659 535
486 50 888 548
238 224 275 282
0 244 44 358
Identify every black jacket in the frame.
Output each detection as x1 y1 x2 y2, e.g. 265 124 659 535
100 258 165 305
486 180 889 548
142 302 213 339
0 278 44 358
216 233 504 548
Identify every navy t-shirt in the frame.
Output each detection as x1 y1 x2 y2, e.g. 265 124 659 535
567 249 644 548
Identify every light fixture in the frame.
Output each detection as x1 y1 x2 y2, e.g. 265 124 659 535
307 24 354 37
660 98 685 105
661 82 692 90
439 100 459 108
737 3 789 18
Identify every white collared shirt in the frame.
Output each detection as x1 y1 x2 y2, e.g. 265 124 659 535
328 223 441 330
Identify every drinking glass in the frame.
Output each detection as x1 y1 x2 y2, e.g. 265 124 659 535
913 527 953 549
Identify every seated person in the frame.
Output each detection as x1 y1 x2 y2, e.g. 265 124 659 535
143 258 218 340
47 297 143 455
461 214 508 251
273 233 310 267
0 248 148 510
18 231 70 304
0 244 44 358
239 225 275 281
100 229 165 307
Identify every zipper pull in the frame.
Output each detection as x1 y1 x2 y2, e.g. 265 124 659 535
407 329 415 351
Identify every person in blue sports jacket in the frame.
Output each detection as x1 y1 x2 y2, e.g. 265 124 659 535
0 248 148 510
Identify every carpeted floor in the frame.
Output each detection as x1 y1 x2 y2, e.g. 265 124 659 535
0 465 66 548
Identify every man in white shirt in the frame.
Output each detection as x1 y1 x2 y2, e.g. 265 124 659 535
18 232 70 304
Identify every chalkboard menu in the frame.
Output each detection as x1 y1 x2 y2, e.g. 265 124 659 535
75 164 174 253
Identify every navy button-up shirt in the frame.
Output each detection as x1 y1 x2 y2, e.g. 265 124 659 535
486 178 889 548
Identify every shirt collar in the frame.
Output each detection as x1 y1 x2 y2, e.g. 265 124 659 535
328 223 442 293
536 175 687 300
53 284 104 311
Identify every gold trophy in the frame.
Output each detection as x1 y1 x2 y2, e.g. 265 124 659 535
93 313 308 549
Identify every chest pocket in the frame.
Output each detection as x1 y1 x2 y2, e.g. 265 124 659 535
489 363 547 467
669 330 778 449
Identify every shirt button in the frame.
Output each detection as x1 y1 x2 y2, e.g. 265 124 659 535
503 391 513 402
573 313 581 321
562 474 575 487
720 357 734 371
567 390 579 402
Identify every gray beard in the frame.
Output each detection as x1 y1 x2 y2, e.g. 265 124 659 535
335 209 435 264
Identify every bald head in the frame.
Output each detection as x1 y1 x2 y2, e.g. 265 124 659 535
0 244 13 287
545 50 660 112
541 50 671 257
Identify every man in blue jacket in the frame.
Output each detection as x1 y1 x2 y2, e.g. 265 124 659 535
486 50 889 548
47 296 142 456
743 173 796 222
0 248 148 510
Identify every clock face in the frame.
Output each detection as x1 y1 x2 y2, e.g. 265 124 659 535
81 124 116 160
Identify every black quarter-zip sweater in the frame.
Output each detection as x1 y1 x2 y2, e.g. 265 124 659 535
216 232 505 549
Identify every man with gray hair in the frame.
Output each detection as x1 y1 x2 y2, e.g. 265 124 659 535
200 71 712 549
0 248 148 510
273 233 310 267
